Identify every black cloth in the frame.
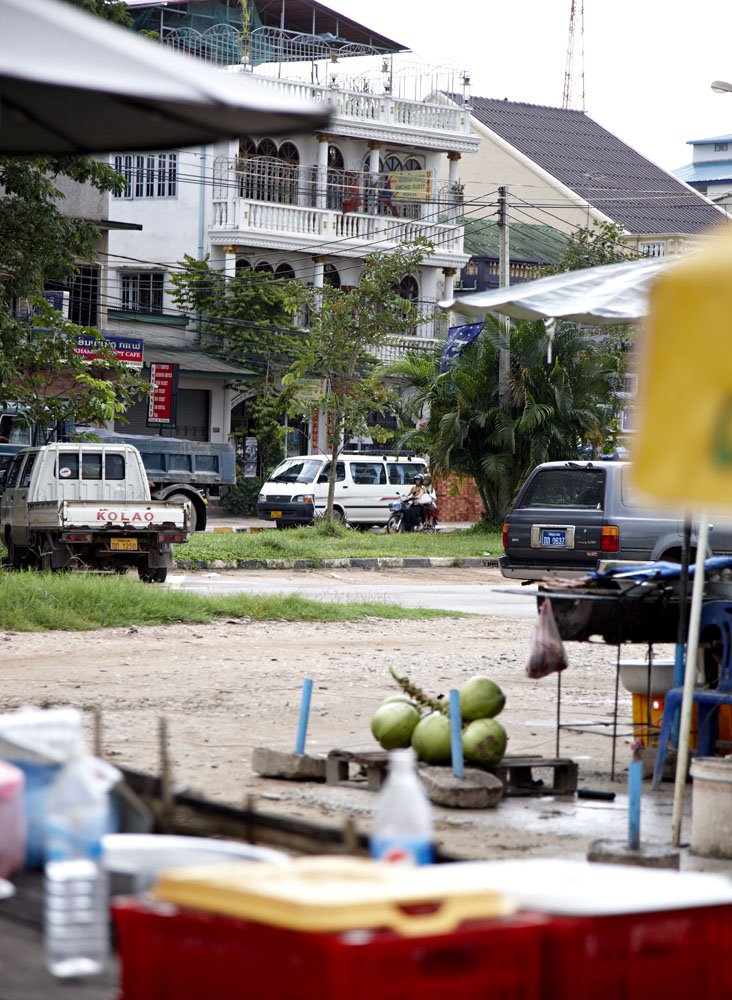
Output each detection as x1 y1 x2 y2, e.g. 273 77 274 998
403 501 424 531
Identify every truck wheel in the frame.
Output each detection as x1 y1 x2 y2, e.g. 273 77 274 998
6 538 24 569
138 566 168 583
166 493 204 532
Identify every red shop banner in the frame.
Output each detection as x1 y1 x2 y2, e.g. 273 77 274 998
147 362 179 426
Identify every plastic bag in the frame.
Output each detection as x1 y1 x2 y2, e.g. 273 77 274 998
526 599 568 679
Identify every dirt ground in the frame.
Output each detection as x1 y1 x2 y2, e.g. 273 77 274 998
0 568 713 868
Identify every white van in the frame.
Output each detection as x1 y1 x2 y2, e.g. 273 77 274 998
256 453 428 528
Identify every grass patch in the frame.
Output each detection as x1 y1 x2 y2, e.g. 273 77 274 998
177 523 503 564
0 571 464 632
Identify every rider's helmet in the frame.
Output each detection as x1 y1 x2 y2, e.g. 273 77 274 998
423 473 432 487
413 473 424 484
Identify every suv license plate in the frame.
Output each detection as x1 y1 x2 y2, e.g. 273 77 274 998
271 510 282 519
111 537 138 551
541 529 567 548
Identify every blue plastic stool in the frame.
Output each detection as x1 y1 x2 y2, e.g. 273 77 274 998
652 601 732 788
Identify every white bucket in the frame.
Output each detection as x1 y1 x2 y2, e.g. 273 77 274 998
690 757 732 857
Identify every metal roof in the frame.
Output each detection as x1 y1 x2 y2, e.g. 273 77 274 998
127 0 407 52
144 344 253 379
463 218 567 265
466 97 725 236
687 134 732 146
675 161 732 184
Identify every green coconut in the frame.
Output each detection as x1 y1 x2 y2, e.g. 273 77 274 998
462 718 508 766
370 702 420 750
459 676 506 721
380 694 420 711
411 711 452 764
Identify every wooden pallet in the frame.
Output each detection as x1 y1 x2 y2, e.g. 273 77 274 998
325 750 578 797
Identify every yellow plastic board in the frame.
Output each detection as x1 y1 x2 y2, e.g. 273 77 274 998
152 856 515 936
633 225 732 509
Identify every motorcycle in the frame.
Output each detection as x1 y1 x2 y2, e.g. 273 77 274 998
386 496 439 534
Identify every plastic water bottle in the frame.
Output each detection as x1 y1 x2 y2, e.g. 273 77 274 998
45 857 109 977
43 757 110 978
370 748 434 865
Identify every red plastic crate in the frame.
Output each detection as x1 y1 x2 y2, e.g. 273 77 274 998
112 898 547 1000
543 904 732 1000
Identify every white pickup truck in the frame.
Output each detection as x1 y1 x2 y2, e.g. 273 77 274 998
0 443 191 582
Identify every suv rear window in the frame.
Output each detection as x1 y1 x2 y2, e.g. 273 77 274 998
519 468 605 510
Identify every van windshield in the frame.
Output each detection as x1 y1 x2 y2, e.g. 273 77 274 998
268 460 323 484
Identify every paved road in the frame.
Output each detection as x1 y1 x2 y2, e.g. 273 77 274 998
167 567 538 617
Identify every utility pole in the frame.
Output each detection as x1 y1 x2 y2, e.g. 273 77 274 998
498 185 510 410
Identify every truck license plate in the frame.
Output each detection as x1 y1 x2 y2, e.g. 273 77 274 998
541 529 567 548
111 538 139 551
271 510 282 519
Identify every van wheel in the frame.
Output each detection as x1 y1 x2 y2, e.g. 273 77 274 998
332 507 347 526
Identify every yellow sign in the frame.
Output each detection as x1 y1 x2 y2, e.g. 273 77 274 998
633 225 732 510
389 170 432 204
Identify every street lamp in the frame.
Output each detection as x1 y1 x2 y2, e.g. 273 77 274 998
711 80 732 94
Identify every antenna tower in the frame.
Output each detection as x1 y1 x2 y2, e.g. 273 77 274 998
562 0 585 110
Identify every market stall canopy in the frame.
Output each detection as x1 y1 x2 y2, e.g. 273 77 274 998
0 0 331 155
441 254 680 325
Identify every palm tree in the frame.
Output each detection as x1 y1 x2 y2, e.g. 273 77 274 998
387 315 622 525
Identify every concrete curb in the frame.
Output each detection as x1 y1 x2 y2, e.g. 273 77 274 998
174 556 501 571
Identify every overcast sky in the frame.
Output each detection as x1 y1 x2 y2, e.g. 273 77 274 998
330 0 732 174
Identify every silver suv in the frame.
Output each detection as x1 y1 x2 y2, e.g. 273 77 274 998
500 460 732 581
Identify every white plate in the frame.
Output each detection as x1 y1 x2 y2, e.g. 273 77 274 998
0 878 15 900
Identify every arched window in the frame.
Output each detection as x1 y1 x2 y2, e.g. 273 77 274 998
238 138 257 199
257 138 277 158
404 156 423 171
384 154 402 173
235 257 252 275
398 275 420 335
399 275 419 301
254 261 274 274
324 264 341 289
327 145 345 210
275 262 296 281
277 142 300 205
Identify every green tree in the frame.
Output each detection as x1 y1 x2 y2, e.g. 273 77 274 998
65 0 132 25
0 1 145 432
555 220 637 272
389 315 621 525
168 254 303 378
0 304 145 443
285 242 431 523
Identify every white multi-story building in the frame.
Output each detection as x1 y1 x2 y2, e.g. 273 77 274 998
105 0 477 451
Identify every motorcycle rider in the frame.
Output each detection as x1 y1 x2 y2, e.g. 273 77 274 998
403 473 428 531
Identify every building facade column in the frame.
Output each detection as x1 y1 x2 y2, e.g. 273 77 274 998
316 134 329 210
367 141 381 215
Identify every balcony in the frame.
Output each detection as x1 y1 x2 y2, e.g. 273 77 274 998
210 159 467 268
160 25 478 153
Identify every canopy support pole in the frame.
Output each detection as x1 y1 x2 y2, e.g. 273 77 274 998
671 515 708 847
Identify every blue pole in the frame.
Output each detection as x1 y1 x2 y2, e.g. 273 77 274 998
295 678 313 753
628 759 642 850
449 689 464 779
671 643 685 747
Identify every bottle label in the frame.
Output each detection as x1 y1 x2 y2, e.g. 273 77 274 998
370 837 434 865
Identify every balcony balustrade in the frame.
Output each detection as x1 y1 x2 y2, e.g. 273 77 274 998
211 158 465 259
159 25 477 149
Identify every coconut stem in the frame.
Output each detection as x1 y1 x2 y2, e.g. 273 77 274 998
388 666 447 715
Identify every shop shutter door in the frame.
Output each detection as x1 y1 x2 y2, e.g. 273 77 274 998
116 388 209 440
